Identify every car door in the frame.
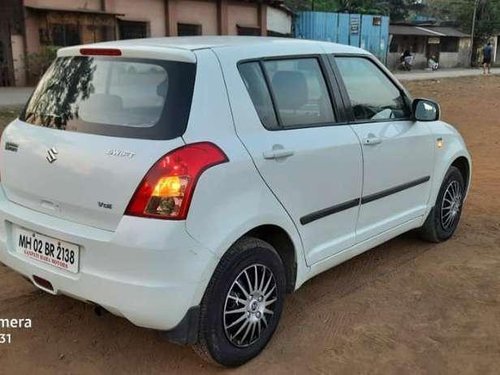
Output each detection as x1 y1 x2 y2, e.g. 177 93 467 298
331 55 435 243
221 54 363 266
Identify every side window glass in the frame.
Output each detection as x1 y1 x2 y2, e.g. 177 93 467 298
335 57 411 122
239 62 279 130
263 58 335 127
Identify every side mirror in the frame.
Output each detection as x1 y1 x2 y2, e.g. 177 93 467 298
412 98 440 122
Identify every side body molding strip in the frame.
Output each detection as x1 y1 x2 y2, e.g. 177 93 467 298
300 176 431 225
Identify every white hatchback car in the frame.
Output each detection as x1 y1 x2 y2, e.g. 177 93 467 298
0 37 471 366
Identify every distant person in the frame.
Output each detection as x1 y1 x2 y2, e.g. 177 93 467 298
428 55 439 71
483 42 493 74
400 49 413 71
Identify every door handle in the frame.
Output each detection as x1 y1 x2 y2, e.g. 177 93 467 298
263 149 295 160
363 136 382 146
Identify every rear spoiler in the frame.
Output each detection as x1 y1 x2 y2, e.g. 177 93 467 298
58 45 197 63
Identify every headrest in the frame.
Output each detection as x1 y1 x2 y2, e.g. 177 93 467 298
81 94 122 110
79 94 123 122
271 71 308 110
157 78 169 98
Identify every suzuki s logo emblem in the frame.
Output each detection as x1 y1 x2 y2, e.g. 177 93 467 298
46 147 58 163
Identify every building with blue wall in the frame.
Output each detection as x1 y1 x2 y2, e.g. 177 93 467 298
294 11 390 64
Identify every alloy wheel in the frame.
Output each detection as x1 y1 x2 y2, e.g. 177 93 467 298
440 180 463 231
223 264 278 348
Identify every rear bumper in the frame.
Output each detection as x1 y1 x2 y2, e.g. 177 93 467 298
0 187 218 331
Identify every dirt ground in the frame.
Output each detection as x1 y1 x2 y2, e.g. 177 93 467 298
0 76 499 374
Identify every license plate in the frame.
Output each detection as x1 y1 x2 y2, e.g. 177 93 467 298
14 227 80 273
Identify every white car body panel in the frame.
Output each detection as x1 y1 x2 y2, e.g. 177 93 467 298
214 46 364 265
1 122 185 231
0 37 471 333
182 49 305 268
308 216 425 280
350 120 435 242
0 186 218 329
426 121 472 204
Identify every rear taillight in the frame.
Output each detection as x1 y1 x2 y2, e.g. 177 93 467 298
125 142 228 220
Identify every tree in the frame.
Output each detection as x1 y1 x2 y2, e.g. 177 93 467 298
283 0 341 11
24 56 96 129
284 0 423 20
425 0 500 64
24 46 58 81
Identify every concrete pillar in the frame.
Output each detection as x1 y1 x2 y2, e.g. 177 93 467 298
259 3 267 36
11 34 26 86
103 0 115 12
217 0 228 35
165 0 177 36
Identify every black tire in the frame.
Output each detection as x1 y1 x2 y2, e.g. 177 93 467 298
419 166 465 242
193 237 286 367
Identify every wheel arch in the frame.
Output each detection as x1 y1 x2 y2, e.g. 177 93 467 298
424 148 471 224
451 156 471 192
243 224 297 293
189 215 305 311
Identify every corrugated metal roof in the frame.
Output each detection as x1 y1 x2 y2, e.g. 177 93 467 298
390 25 470 38
427 27 470 38
390 25 435 36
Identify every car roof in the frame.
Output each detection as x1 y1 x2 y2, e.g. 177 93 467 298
59 36 368 62
80 36 362 52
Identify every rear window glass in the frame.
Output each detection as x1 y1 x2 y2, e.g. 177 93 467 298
239 62 279 129
20 56 196 140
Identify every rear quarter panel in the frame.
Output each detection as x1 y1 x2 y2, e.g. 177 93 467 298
181 49 308 291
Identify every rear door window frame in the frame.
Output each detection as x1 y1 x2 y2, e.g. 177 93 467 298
237 54 348 131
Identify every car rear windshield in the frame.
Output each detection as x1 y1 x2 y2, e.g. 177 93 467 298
20 56 196 140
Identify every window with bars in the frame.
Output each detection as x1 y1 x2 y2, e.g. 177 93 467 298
177 23 202 36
